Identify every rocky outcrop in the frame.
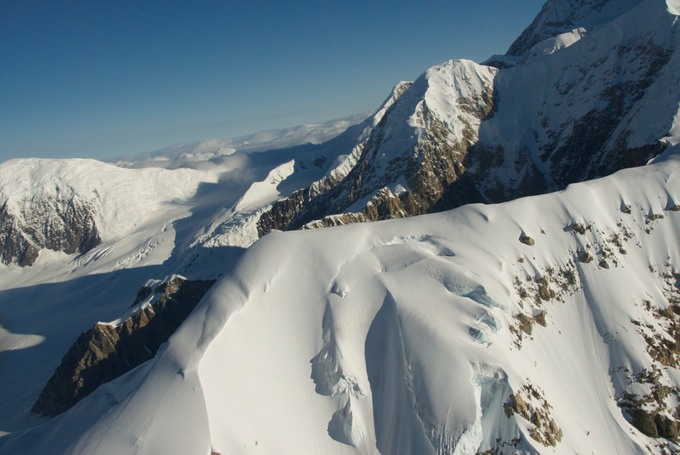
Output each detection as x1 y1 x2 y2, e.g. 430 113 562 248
32 277 215 417
257 60 498 233
455 36 673 205
0 194 101 266
256 1 676 235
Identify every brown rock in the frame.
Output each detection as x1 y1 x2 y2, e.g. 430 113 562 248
32 277 215 417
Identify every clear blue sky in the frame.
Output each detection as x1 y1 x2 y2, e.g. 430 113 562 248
0 0 545 161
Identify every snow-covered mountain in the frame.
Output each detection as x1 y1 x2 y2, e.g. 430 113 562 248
0 158 220 267
1 0 680 453
3 147 680 454
255 0 680 232
0 110 390 433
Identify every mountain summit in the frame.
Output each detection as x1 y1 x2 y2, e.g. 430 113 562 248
253 0 680 234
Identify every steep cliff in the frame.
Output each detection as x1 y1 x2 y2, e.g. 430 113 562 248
32 276 215 417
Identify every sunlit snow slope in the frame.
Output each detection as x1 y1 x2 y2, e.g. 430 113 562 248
3 148 679 454
0 115 380 435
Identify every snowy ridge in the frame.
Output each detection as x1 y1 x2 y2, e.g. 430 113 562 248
518 27 587 64
0 158 210 241
0 158 213 267
235 160 296 212
3 151 679 454
189 161 299 251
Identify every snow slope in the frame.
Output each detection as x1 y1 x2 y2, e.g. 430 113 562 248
506 0 644 58
3 148 679 454
0 111 390 433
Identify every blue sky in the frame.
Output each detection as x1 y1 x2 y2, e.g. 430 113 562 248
0 1 545 161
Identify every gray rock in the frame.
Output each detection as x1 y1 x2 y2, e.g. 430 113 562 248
0 194 101 266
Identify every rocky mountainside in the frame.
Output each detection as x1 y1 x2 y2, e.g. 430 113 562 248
255 0 679 234
32 276 215 417
0 191 100 266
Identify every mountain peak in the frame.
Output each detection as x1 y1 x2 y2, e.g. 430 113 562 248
507 0 644 57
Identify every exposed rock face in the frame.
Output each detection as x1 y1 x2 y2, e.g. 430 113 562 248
255 83 415 236
257 60 497 233
32 277 215 417
256 0 677 235
0 194 101 266
504 384 563 447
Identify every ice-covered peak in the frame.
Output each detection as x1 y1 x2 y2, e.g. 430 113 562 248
507 0 643 57
336 58 497 194
421 59 497 124
361 59 496 153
